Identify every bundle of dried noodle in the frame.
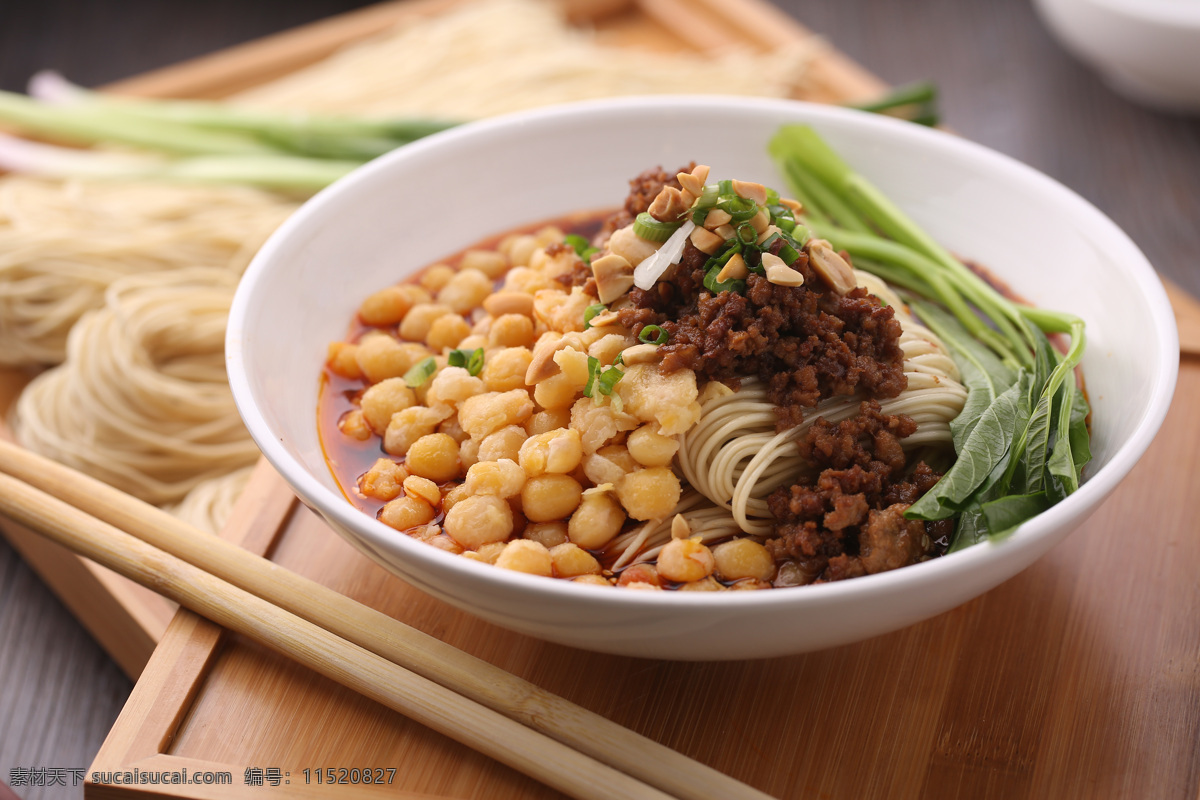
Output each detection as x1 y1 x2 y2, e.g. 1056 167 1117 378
0 178 296 366
234 0 821 118
13 268 260 520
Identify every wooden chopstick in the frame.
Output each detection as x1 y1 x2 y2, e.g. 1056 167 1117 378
0 441 775 800
0 468 671 800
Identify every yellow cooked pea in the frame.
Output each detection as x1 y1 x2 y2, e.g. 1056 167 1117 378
458 390 534 439
616 467 681 521
489 314 535 348
399 303 453 342
396 284 433 307
458 437 480 469
358 458 408 502
360 377 416 434
521 474 583 523
355 335 421 384
572 574 614 587
677 576 725 592
712 538 776 582
419 264 456 293
326 341 362 379
567 492 625 550
526 407 572 436
425 314 471 352
519 428 583 476
427 366 484 409
655 538 715 583
506 235 539 268
481 346 533 393
494 539 553 576
549 543 601 578
477 425 527 463
444 494 514 549
464 458 526 498
437 415 469 443
338 409 372 441
524 521 569 549
402 475 441 507
627 425 679 468
437 269 494 314
379 495 436 531
405 433 461 482
359 286 413 326
383 407 445 457
460 249 510 280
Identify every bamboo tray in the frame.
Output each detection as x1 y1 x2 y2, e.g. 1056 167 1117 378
0 0 1197 797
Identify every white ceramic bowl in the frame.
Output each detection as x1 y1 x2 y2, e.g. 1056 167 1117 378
227 96 1177 660
1034 0 1200 112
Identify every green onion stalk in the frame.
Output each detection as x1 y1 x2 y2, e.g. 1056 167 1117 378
768 124 1088 551
0 70 939 193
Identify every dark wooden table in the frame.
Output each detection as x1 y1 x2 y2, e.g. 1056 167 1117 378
1 2 1197 798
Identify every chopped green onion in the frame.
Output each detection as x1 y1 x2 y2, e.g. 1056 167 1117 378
447 347 484 376
584 356 601 397
717 194 758 222
638 325 668 345
690 184 720 225
613 352 625 366
760 231 801 266
768 203 797 234
564 233 598 264
704 264 745 295
597 365 623 396
633 212 682 242
583 356 624 397
583 303 607 330
403 356 437 387
737 223 758 245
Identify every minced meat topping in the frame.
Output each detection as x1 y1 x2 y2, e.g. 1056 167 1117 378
764 401 951 584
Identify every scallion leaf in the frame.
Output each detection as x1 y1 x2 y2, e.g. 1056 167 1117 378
403 356 437 387
704 264 746 295
564 233 598 265
597 365 624 396
638 325 668 345
583 356 601 398
633 212 682 242
447 347 485 376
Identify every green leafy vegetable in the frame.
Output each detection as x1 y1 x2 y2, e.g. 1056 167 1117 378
769 124 1089 548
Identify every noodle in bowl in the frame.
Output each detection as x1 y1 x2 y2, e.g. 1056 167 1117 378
228 97 1176 659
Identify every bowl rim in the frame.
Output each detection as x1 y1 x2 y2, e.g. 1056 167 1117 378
227 94 1179 610
1088 0 1200 28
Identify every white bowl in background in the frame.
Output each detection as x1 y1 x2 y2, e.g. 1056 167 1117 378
1034 0 1200 112
227 96 1177 660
